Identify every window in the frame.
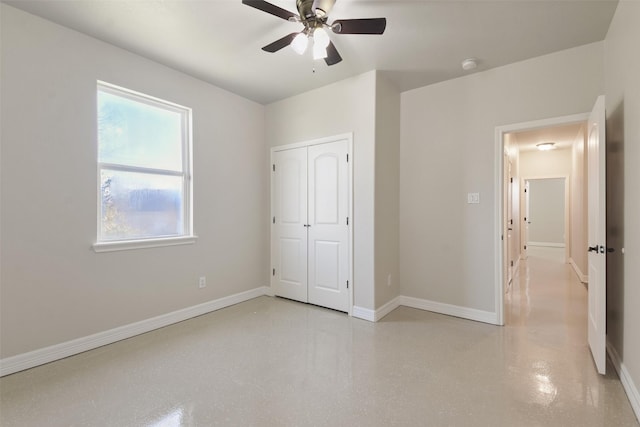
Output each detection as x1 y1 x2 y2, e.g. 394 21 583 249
94 82 194 252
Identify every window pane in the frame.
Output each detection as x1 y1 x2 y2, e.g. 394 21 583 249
98 90 183 171
100 169 184 241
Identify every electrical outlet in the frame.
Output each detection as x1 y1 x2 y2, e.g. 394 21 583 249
198 276 206 289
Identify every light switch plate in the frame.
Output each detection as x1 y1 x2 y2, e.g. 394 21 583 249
467 193 480 204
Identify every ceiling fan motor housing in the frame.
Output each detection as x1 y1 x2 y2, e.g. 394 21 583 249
297 0 334 20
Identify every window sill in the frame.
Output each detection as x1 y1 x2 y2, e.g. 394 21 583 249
92 236 198 253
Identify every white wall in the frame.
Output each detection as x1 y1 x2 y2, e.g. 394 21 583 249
604 0 640 409
265 71 401 312
520 148 572 177
400 42 604 312
374 74 401 308
265 71 377 310
527 178 565 245
0 5 268 358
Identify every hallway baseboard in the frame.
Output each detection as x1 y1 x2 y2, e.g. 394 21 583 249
0 286 269 377
527 242 565 248
607 340 640 423
569 257 588 283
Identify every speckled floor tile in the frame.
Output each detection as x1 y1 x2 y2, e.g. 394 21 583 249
1 254 638 426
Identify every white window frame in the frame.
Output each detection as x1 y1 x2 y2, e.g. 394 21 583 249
92 81 196 252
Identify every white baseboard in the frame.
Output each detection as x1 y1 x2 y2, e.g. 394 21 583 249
399 295 498 325
354 295 497 325
0 289 500 376
569 258 588 283
607 340 640 423
0 286 269 377
263 286 275 297
352 305 376 322
353 297 401 322
527 241 565 248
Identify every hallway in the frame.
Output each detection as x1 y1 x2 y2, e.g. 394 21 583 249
504 248 637 425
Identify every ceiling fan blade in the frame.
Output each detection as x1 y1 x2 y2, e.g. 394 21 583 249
332 18 387 35
262 33 298 53
242 0 297 21
324 41 342 66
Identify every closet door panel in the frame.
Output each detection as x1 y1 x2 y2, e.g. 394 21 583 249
272 148 308 303
307 140 350 312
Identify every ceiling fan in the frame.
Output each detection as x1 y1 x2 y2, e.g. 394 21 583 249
242 0 386 66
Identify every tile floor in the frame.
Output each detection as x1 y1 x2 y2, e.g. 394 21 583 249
1 254 638 426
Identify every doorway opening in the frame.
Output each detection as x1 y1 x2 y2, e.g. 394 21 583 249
522 176 569 263
494 113 589 326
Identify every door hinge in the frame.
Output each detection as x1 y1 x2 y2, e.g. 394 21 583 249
346 217 349 225
510 177 513 183
272 164 275 172
510 219 513 225
524 188 527 193
524 217 527 221
272 268 275 276
501 234 504 241
273 216 275 224
524 245 527 250
346 280 349 289
510 260 514 267
346 153 349 162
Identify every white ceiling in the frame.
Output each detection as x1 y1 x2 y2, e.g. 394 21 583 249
4 0 618 104
511 122 584 152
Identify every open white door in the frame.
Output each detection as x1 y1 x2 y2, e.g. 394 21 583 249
587 95 606 375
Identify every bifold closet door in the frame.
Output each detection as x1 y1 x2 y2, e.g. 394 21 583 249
272 139 350 312
307 141 349 312
272 147 308 303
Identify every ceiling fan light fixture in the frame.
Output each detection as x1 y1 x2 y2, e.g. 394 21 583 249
313 43 328 60
291 32 308 55
313 27 330 48
536 142 556 151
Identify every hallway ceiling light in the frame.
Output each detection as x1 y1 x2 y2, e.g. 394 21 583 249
536 142 556 151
